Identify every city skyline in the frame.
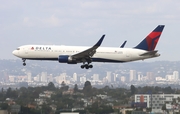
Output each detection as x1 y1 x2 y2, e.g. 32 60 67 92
1 59 180 89
4 68 180 89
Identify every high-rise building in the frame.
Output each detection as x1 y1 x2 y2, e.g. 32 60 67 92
48 74 53 82
9 76 15 82
3 71 9 82
166 75 173 81
107 71 112 83
35 75 40 82
73 73 78 82
41 72 47 82
92 74 99 81
120 76 126 82
137 72 143 81
80 76 86 83
173 71 179 80
102 77 108 83
27 72 32 82
147 72 154 80
59 73 67 84
113 73 118 82
130 70 136 81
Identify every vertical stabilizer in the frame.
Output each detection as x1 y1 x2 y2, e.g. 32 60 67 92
134 25 165 51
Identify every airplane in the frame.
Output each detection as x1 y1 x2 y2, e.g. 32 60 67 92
12 25 165 69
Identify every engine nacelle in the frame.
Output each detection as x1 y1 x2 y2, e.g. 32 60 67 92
58 55 77 64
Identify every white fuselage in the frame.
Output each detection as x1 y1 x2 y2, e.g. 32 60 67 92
12 45 160 63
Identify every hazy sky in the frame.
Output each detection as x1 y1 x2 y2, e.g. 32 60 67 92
1 0 180 61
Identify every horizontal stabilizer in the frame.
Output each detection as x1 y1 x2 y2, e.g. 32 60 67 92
139 50 158 56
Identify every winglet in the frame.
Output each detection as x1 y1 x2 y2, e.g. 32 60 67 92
94 34 105 47
120 40 127 48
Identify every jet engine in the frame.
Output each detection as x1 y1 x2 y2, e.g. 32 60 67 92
58 55 77 64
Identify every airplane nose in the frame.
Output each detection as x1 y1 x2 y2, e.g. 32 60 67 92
12 50 17 56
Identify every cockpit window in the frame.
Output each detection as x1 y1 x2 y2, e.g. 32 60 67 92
16 48 20 50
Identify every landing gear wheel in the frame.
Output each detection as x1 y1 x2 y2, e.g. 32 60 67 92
22 59 26 66
89 65 93 68
81 65 85 69
80 60 93 69
23 63 26 66
85 65 89 69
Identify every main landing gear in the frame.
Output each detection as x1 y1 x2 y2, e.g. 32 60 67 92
80 61 93 69
22 59 26 66
81 64 93 69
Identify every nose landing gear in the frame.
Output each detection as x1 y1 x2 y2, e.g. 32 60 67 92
22 59 26 66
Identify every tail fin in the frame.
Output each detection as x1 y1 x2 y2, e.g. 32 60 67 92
134 25 165 51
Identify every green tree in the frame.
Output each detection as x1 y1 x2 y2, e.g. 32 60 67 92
61 81 66 87
177 97 180 102
164 86 174 94
83 81 92 97
41 103 52 114
20 106 30 114
6 87 12 98
161 104 167 113
84 81 91 87
130 85 136 95
126 110 132 114
0 103 8 110
104 85 110 90
74 84 78 93
88 102 114 114
154 86 162 93
88 101 99 113
1 88 3 93
146 107 152 112
47 82 56 90
60 81 69 91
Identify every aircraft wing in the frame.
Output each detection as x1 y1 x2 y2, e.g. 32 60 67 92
72 35 105 61
139 50 158 56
